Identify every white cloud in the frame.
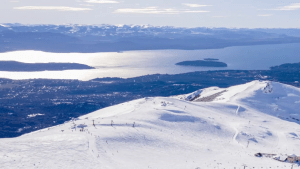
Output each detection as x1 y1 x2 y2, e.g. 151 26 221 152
257 14 272 17
14 6 92 11
182 3 211 8
275 3 300 11
114 7 179 14
85 0 119 4
114 7 209 14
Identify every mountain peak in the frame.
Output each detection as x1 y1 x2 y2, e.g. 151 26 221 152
1 81 300 168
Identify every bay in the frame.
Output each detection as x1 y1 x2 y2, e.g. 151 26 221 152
0 43 300 81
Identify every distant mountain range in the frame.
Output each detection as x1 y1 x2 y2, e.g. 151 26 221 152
1 24 300 52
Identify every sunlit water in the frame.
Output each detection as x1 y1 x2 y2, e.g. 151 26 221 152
0 43 300 81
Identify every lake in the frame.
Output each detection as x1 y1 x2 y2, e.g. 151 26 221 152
0 43 300 81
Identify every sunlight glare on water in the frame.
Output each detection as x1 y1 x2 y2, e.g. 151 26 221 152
0 43 300 80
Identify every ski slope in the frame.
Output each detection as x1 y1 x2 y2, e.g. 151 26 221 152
1 81 300 169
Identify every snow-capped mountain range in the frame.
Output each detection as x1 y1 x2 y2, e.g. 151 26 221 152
0 23 299 39
1 81 300 168
1 23 300 53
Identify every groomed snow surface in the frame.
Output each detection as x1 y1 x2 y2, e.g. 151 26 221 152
1 81 300 169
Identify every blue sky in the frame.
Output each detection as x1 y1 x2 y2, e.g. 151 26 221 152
1 0 300 28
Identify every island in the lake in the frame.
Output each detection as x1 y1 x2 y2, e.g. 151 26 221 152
176 60 227 67
0 61 95 71
203 58 219 61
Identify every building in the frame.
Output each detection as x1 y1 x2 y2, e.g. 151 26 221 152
273 155 288 162
287 154 299 163
255 153 276 158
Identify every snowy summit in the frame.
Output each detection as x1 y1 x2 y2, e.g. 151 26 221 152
1 80 300 169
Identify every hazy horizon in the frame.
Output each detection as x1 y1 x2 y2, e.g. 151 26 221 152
1 23 300 29
1 0 300 28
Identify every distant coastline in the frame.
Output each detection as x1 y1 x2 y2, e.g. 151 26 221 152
0 61 95 71
176 60 227 67
270 62 300 71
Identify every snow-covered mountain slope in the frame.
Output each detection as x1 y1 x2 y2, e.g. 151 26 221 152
176 81 300 123
1 81 300 169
